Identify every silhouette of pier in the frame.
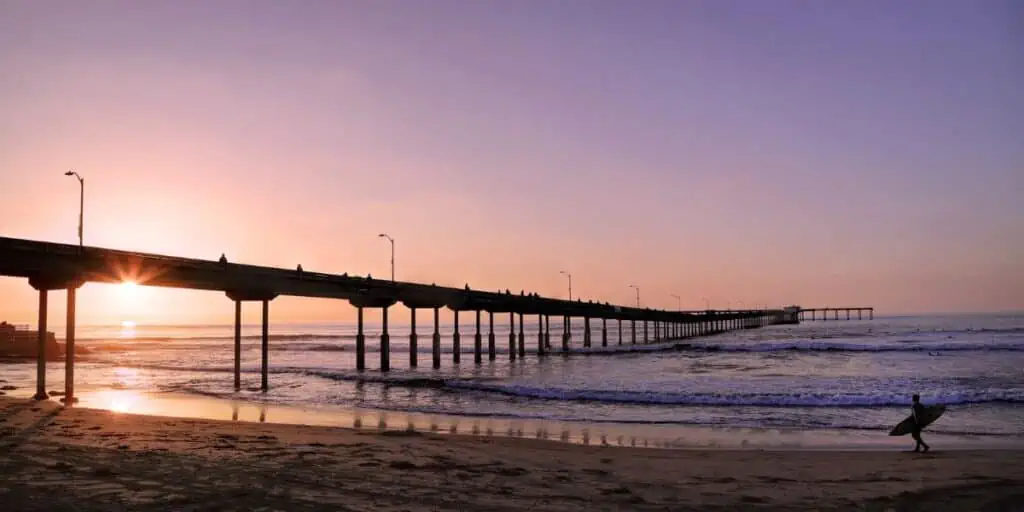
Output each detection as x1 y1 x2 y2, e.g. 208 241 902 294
1 236 813 404
798 307 874 321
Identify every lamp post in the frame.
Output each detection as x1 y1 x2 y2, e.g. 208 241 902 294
559 270 572 300
670 294 681 312
737 300 745 311
64 170 84 248
377 233 394 281
702 297 710 310
629 284 640 308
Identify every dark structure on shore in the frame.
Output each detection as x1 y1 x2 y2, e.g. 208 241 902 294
0 321 60 360
0 236 870 405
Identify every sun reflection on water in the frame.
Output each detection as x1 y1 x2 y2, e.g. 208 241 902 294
119 320 137 339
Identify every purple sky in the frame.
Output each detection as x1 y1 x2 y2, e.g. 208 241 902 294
1 1 1021 323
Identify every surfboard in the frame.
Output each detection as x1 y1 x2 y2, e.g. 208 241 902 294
888 405 946 436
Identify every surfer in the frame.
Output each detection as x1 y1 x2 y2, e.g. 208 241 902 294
911 394 931 453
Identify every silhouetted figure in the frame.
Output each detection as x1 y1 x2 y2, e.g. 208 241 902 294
911 394 931 453
367 274 373 280
296 264 303 273
342 272 348 278
219 253 227 265
465 284 471 291
520 290 524 296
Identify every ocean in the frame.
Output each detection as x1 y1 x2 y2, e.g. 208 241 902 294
3 313 1023 449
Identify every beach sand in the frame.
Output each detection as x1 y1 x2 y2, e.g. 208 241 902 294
0 396 1021 511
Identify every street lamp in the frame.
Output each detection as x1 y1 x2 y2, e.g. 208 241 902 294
64 170 84 248
559 270 572 300
629 284 640 308
377 233 394 281
670 293 681 312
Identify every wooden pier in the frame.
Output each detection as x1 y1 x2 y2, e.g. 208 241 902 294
797 307 874 321
1 236 817 404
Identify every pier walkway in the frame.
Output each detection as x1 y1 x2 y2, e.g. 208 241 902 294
2 236 817 404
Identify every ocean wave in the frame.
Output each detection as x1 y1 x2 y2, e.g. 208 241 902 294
679 340 1024 353
444 382 1024 407
78 333 355 343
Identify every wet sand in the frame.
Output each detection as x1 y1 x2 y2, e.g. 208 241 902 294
1 396 1022 511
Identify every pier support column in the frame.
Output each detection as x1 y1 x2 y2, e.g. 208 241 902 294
488 311 496 360
562 317 570 352
583 317 591 348
356 307 366 371
380 307 390 372
474 310 483 364
64 286 77 404
617 319 623 345
858 309 862 320
544 315 551 350
33 289 48 400
409 308 418 368
432 307 441 369
234 300 242 390
644 320 649 343
261 299 269 391
846 309 851 320
453 310 461 364
602 318 608 347
870 309 874 320
518 313 525 358
537 315 545 355
631 319 636 345
508 313 517 361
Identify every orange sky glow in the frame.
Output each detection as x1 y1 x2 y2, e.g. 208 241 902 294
1 2 1021 325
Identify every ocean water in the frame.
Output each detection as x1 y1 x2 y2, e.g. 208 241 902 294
3 314 1023 446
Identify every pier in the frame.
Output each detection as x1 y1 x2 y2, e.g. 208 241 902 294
2 236 816 404
798 307 874 321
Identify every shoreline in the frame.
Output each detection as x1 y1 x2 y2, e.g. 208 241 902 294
3 386 1022 452
1 396 1022 510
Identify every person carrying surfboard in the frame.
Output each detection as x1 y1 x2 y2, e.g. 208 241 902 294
911 394 931 453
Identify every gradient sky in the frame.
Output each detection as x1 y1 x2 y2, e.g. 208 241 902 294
1 0 1021 325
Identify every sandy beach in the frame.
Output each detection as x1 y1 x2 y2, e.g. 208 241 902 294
0 396 1020 511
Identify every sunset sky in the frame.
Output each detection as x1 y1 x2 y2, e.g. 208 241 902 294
1 0 1021 325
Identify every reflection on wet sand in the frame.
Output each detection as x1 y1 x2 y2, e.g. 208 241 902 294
71 389 1009 451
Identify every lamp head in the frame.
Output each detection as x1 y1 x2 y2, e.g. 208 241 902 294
64 170 74 176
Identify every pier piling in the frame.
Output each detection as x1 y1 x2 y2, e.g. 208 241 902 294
518 313 525 358
453 310 461 364
380 306 390 372
357 307 366 371
432 307 441 369
234 300 241 390
474 310 483 364
64 286 77 403
488 311 496 360
409 308 418 367
261 299 269 391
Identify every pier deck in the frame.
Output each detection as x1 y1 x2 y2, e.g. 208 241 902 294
0 236 855 404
